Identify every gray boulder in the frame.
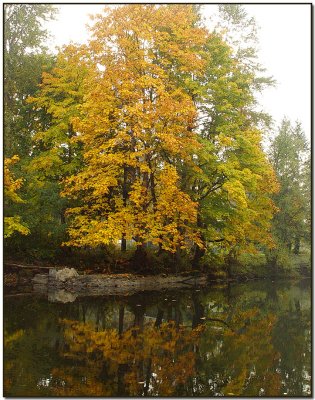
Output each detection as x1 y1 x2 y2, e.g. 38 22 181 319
54 267 79 282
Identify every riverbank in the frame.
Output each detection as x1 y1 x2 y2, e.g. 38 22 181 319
4 265 311 303
32 268 209 297
4 262 310 295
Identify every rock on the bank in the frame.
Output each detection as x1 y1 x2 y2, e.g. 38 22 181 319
50 267 79 282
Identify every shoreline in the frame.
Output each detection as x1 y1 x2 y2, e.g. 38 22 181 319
32 270 209 297
4 261 310 302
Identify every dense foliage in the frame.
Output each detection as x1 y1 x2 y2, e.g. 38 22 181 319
4 4 310 274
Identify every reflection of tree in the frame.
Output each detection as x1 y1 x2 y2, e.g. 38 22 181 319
4 299 65 396
273 306 311 396
222 310 281 396
194 308 281 396
3 296 117 396
51 318 204 396
4 283 311 397
4 329 25 394
228 281 312 396
192 291 205 329
50 366 111 396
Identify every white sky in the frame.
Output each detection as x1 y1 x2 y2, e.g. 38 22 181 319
45 4 311 140
245 5 311 139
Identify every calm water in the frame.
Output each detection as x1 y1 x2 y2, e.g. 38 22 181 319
4 279 311 397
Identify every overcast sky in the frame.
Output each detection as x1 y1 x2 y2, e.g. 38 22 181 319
45 4 311 141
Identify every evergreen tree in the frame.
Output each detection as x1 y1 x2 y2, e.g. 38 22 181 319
268 118 310 261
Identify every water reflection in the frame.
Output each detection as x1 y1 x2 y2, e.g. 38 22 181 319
4 279 311 396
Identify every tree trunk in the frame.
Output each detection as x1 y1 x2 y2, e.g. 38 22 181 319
192 212 205 268
121 235 127 252
133 243 148 271
173 246 182 274
225 250 235 280
117 364 127 396
192 292 204 329
293 237 300 255
133 305 145 331
121 165 128 252
155 308 164 327
118 305 124 337
192 244 205 269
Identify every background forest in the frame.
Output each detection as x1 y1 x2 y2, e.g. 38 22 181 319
4 4 311 278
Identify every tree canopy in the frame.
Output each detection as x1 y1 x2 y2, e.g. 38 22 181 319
4 4 310 274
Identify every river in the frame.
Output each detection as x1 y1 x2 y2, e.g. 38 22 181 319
4 278 311 396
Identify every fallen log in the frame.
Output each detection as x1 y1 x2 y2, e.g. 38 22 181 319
5 262 52 270
4 292 36 298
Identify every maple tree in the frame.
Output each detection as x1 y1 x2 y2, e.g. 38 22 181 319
62 5 206 254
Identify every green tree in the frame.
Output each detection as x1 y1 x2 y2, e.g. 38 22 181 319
4 4 57 157
216 5 275 96
4 4 59 259
268 118 310 262
185 10 278 269
15 45 90 260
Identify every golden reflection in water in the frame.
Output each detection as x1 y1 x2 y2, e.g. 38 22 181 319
214 309 281 396
47 307 281 397
51 319 205 396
